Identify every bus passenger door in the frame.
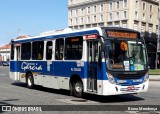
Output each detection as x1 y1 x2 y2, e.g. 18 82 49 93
87 40 98 92
15 45 20 81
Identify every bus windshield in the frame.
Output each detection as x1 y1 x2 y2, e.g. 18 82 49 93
105 40 147 71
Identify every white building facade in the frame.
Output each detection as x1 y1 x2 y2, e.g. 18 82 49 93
0 44 10 61
68 0 159 69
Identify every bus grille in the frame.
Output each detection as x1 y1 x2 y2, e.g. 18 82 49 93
116 74 143 80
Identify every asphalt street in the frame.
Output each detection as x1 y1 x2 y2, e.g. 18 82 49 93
0 66 160 114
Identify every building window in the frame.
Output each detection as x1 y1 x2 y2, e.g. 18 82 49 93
32 41 44 60
117 2 119 9
55 39 64 60
80 17 83 24
108 22 112 27
134 21 138 31
46 41 52 60
115 22 120 27
70 19 72 25
142 2 146 11
108 13 112 21
94 5 96 12
150 5 152 12
141 23 146 35
123 0 128 8
149 15 152 22
149 24 153 37
135 11 138 20
135 0 138 9
65 37 83 60
75 9 78 16
156 25 158 38
123 11 127 19
122 21 127 28
70 10 72 17
109 2 112 10
100 4 103 12
87 7 90 14
142 13 145 21
87 16 90 23
75 18 78 25
100 14 103 21
94 15 96 22
116 12 119 20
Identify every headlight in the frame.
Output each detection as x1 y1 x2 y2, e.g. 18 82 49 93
107 73 116 84
144 72 149 82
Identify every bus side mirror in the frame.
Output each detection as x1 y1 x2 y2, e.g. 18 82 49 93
98 46 102 69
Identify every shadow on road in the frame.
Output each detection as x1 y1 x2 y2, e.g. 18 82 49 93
83 93 144 103
11 82 144 103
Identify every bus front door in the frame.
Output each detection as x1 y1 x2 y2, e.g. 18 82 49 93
87 40 98 92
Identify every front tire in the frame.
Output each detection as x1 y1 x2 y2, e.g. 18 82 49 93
26 73 34 89
73 80 83 98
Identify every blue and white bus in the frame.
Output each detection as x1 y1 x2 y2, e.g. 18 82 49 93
10 27 149 97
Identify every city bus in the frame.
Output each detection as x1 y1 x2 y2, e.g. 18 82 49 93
10 27 149 98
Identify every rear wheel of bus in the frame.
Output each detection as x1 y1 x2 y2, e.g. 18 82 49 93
26 73 34 89
73 80 83 98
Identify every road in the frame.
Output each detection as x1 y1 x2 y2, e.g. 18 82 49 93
0 66 160 114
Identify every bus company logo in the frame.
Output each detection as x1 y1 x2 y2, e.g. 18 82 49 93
21 62 43 71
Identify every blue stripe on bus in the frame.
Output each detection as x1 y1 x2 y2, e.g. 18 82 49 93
10 61 107 80
10 60 144 85
13 30 100 43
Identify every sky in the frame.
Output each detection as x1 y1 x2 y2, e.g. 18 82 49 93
0 0 68 46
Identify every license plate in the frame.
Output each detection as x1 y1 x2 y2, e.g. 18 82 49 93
127 86 135 91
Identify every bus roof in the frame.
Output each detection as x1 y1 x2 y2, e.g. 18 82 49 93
11 27 102 44
11 27 140 44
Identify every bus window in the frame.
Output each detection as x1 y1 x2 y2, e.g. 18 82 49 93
55 39 64 60
11 44 14 60
21 43 31 60
32 41 44 60
65 37 83 60
46 41 52 60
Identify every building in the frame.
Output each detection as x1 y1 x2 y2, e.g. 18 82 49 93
0 35 29 61
68 0 159 69
0 44 11 61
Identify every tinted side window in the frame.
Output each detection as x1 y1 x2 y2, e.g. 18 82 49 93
65 37 83 60
55 39 64 60
11 44 14 60
21 43 31 60
46 41 52 60
32 41 44 60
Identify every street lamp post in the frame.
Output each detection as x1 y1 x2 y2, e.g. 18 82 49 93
149 43 158 69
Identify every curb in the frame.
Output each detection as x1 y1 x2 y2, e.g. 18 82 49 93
149 75 160 81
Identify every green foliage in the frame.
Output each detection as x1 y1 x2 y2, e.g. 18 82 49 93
149 69 160 75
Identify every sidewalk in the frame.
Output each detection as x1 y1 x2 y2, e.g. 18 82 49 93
149 75 160 81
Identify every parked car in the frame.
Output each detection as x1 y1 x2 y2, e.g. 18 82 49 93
0 61 9 66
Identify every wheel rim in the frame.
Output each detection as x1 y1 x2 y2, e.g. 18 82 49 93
28 76 32 86
75 82 82 94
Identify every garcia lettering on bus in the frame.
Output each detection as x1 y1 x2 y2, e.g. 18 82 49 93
21 62 42 71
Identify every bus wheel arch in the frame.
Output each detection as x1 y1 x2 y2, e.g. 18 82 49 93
70 74 83 98
26 71 34 89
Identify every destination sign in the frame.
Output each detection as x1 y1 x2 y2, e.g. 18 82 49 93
107 31 138 39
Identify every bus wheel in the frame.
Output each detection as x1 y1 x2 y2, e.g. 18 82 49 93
73 80 83 98
27 73 34 89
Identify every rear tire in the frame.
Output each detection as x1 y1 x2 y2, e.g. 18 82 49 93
73 80 83 98
26 73 34 89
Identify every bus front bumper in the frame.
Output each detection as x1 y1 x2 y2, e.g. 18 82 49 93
101 80 149 96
